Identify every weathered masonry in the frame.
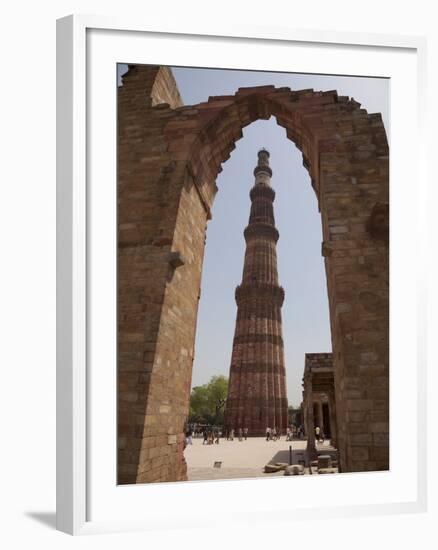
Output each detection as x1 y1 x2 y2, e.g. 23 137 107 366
117 65 389 484
302 353 337 461
224 149 288 436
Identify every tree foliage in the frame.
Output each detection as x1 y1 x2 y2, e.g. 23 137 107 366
189 375 228 425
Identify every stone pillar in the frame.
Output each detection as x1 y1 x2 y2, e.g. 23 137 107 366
303 394 309 437
317 400 324 434
328 391 338 449
305 375 318 462
224 149 288 436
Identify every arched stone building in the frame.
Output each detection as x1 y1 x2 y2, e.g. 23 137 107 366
117 65 389 484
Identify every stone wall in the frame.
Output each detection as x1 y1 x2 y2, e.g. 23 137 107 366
151 66 183 109
305 353 333 370
118 65 206 484
302 353 337 450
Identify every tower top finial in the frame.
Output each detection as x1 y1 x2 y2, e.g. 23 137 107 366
258 148 270 158
254 148 272 179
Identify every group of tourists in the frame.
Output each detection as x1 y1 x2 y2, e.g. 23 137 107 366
265 425 306 441
202 429 220 445
224 427 249 441
184 426 220 445
191 427 251 443
184 424 307 446
286 425 305 440
265 426 280 441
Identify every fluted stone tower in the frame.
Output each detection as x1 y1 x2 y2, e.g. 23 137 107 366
224 149 288 436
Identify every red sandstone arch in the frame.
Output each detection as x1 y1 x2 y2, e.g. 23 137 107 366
117 65 389 484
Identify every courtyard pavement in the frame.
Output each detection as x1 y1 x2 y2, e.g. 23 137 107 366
184 436 335 481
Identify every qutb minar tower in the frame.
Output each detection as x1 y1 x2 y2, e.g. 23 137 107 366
224 149 288 436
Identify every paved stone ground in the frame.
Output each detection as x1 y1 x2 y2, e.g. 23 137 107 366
184 436 336 481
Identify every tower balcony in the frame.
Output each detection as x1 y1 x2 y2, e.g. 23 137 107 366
235 282 285 307
244 223 279 243
253 164 273 177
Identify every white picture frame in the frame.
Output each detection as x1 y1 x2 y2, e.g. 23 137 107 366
56 14 428 535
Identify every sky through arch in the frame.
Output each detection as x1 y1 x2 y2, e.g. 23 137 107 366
190 116 330 406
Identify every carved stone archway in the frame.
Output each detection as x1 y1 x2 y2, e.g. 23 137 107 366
117 65 389 484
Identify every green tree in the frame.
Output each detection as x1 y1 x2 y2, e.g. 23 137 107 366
189 375 228 425
189 385 211 422
288 404 303 427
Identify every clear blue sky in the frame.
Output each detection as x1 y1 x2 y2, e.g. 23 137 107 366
118 65 389 406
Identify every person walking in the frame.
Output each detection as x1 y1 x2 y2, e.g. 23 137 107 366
238 427 243 441
315 426 321 443
244 427 248 440
203 429 208 445
214 430 220 444
230 428 234 441
266 426 271 441
186 427 193 445
272 426 277 441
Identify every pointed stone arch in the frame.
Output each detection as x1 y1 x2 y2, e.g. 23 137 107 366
117 65 389 484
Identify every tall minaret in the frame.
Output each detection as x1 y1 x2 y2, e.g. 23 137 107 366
224 149 288 436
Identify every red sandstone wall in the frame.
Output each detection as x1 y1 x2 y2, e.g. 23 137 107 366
118 66 201 484
151 66 183 109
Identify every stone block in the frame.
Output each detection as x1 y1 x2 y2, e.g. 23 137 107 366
373 433 389 447
351 446 369 460
284 465 304 476
274 462 289 471
346 399 373 411
349 433 372 445
264 463 282 473
318 455 332 469
369 422 389 433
